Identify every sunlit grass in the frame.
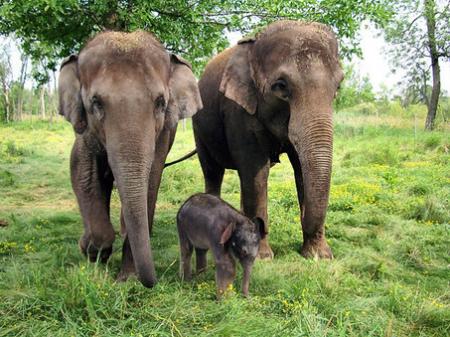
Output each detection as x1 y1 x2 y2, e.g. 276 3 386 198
0 113 449 336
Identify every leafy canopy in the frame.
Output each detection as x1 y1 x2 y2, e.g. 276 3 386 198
0 0 392 74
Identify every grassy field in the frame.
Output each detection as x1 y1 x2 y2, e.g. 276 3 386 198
0 113 449 336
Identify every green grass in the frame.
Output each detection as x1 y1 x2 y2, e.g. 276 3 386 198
0 115 449 336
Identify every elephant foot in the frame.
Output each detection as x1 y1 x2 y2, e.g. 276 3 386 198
79 234 113 263
257 238 274 260
300 237 333 259
116 267 137 283
196 266 207 275
116 237 137 283
181 271 193 282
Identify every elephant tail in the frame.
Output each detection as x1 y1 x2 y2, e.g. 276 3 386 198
164 149 197 168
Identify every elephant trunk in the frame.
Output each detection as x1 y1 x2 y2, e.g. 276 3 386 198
107 135 157 287
241 260 254 297
288 98 333 257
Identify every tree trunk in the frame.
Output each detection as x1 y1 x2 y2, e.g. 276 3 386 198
40 86 46 119
28 90 33 121
424 0 441 130
3 90 10 123
17 95 23 121
52 71 58 121
16 55 28 121
48 81 53 123
1 75 10 122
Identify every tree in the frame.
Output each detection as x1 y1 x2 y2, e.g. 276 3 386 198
334 64 376 110
14 45 29 121
0 0 392 77
0 39 13 122
384 0 450 130
399 60 431 106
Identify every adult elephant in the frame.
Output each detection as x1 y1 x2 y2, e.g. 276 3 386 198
193 21 343 259
59 31 202 287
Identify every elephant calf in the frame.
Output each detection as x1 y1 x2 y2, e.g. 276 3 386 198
177 193 266 297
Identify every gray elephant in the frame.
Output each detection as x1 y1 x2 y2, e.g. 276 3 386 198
192 21 343 259
177 193 265 297
58 31 202 287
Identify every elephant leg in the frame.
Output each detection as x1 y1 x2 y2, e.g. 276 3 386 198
196 138 224 196
179 231 194 281
116 212 138 282
238 161 273 259
287 146 332 259
71 138 115 263
120 208 126 237
148 129 175 234
195 248 208 274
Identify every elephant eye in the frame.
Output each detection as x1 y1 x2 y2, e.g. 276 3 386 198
155 95 166 111
271 79 287 92
271 78 291 100
91 95 104 120
91 96 103 109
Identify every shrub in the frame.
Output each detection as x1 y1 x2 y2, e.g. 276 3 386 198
405 104 427 119
408 183 430 196
423 134 442 150
0 140 33 163
402 196 449 224
367 147 399 166
377 100 406 116
0 169 15 187
347 102 378 116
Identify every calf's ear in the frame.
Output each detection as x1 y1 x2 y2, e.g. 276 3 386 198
252 217 267 239
220 222 235 245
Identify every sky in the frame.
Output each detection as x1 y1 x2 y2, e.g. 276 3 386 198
3 26 450 96
356 25 450 96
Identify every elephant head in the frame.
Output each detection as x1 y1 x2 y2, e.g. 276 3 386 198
58 31 202 287
219 21 343 257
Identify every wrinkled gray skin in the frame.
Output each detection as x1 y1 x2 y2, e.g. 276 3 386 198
193 21 343 259
58 31 202 287
177 193 266 297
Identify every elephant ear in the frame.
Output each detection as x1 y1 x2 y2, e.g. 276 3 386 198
219 38 257 115
58 55 87 134
167 54 203 127
220 222 235 245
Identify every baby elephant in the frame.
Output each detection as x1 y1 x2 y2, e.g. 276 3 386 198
177 193 266 297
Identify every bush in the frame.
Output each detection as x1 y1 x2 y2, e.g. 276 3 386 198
377 100 406 116
423 134 442 150
0 140 33 164
5 140 29 157
338 100 427 119
402 196 449 224
437 97 450 125
0 169 15 187
405 104 427 119
347 102 378 115
408 183 430 196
